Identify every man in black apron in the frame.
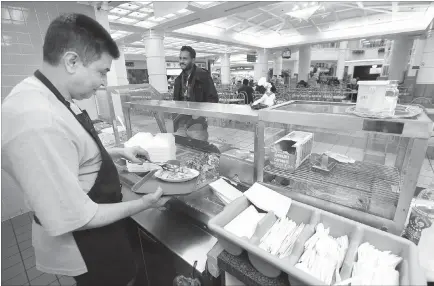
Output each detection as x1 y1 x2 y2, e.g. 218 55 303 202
1 14 168 286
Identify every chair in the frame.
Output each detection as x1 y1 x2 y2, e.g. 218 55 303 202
238 91 247 104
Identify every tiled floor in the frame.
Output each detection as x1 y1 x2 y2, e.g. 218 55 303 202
1 213 76 286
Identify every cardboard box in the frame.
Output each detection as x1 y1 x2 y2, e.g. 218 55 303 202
270 131 313 172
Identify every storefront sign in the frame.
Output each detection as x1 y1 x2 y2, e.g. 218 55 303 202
125 61 134 67
247 54 257 63
166 62 206 69
230 66 253 71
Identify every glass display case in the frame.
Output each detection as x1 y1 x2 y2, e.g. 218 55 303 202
100 84 432 235
255 100 433 234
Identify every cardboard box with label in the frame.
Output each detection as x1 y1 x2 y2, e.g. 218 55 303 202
270 131 314 172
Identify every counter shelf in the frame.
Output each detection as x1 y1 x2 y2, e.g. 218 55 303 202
256 100 433 234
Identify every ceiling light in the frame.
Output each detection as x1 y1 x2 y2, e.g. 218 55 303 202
110 8 130 16
165 13 176 18
139 7 153 13
115 17 138 24
118 3 140 10
128 12 148 19
134 21 157 28
136 1 150 5
178 9 190 14
148 16 165 22
292 5 299 11
286 5 321 20
108 15 119 21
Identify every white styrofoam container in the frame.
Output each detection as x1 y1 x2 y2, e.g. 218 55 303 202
356 81 398 116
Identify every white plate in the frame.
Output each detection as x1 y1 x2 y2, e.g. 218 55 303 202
154 168 200 183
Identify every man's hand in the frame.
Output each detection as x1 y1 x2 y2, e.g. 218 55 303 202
120 146 150 164
141 187 171 208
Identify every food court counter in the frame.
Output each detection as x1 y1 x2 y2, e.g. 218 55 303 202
119 169 289 286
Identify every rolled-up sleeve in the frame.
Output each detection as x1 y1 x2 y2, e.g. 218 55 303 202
2 125 98 237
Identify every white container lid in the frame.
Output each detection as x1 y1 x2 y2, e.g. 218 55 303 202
358 80 390 86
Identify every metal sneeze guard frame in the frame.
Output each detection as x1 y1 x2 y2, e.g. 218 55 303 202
255 100 434 235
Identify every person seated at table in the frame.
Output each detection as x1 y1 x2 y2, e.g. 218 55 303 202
237 79 254 104
252 77 276 108
347 78 359 102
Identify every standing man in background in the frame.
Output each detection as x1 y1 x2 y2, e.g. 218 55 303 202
172 46 218 144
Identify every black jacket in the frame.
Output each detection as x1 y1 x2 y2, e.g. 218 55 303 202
173 65 218 103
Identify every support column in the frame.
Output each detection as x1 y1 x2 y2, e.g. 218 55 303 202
114 45 129 85
92 2 124 121
298 45 311 82
415 20 434 98
273 54 283 78
408 38 426 77
254 48 268 81
143 30 168 94
388 35 414 81
220 53 231 85
336 41 348 80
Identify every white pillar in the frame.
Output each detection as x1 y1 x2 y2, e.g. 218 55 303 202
220 53 231 85
114 45 129 85
92 2 124 121
408 38 426 77
388 35 414 81
416 21 434 85
143 29 168 94
273 54 283 77
298 45 311 82
254 48 268 81
336 41 348 80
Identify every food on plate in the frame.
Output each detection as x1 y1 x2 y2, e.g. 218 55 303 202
158 166 196 181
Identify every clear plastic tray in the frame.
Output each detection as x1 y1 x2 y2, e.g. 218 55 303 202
208 189 426 285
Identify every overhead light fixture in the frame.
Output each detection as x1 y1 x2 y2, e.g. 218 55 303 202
115 17 138 24
128 12 148 19
177 9 190 14
148 16 165 22
118 3 140 10
165 13 176 18
140 7 153 13
110 8 130 16
286 5 321 21
134 21 157 28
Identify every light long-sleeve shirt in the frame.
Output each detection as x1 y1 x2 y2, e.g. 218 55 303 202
253 92 276 107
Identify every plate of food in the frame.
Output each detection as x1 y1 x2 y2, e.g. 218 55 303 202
154 166 200 183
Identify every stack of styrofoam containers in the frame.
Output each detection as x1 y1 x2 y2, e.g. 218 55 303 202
208 188 426 285
124 132 176 172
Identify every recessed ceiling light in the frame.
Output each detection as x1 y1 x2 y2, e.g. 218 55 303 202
128 12 148 19
134 21 157 28
148 16 165 22
140 7 153 13
108 14 119 21
118 3 140 10
116 17 138 24
110 8 130 16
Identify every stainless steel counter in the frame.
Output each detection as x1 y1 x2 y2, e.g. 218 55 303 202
122 186 218 275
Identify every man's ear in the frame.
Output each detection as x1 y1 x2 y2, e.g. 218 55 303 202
62 51 81 74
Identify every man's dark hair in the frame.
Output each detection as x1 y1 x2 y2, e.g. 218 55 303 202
243 79 249 85
180 46 196 59
43 13 119 66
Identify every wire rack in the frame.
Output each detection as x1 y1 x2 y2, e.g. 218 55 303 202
264 158 401 219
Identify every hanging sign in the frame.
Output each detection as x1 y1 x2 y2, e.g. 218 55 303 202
282 49 291 59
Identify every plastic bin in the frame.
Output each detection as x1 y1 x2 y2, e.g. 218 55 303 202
208 189 426 286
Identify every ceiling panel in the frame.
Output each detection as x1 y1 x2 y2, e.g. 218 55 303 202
296 25 320 35
337 9 364 20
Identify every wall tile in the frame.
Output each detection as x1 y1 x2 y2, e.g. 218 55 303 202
16 33 31 44
5 43 22 54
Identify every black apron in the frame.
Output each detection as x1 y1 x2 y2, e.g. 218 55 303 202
33 70 136 286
